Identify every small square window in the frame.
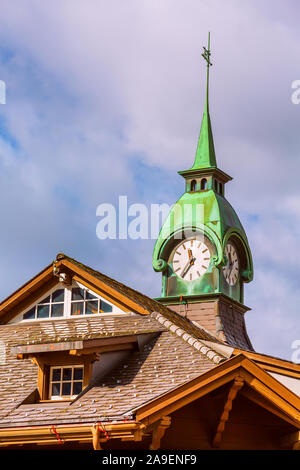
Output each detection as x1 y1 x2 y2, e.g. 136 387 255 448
23 307 36 320
51 303 64 317
37 304 50 319
52 289 65 303
39 296 51 305
49 366 84 399
100 300 113 313
73 381 83 395
62 368 72 381
73 368 83 381
86 291 97 300
62 382 72 396
71 302 84 316
52 368 61 381
51 382 61 396
86 300 99 315
72 287 85 301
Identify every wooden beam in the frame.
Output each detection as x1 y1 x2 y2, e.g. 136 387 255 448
233 349 300 378
72 275 131 313
280 431 300 450
15 335 138 357
1 277 58 323
149 416 171 450
0 264 55 313
212 376 244 448
69 342 135 356
64 262 150 315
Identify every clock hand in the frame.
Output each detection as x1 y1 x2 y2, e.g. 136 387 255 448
181 256 196 278
188 249 195 265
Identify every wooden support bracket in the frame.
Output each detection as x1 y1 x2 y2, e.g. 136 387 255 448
149 416 171 450
91 424 102 450
280 431 300 450
212 376 244 448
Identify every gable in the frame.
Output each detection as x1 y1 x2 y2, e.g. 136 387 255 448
10 280 125 324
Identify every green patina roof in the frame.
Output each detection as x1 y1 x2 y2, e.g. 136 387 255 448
190 32 217 171
153 189 253 280
152 33 253 285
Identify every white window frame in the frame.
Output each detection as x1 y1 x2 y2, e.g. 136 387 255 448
49 365 84 400
13 280 127 323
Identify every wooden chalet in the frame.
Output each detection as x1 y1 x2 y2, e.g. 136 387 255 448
0 254 298 450
0 35 299 450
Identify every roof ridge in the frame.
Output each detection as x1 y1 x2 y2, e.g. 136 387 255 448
61 255 225 341
152 312 225 364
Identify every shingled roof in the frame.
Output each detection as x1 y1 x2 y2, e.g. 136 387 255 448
0 312 224 428
0 254 298 433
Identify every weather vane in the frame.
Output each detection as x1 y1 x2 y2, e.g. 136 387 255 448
201 32 212 67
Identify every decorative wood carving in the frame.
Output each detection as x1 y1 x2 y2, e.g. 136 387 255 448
91 424 102 450
212 376 244 448
280 431 300 450
150 416 171 450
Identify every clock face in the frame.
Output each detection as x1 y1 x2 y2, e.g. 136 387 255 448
223 242 239 286
172 238 211 281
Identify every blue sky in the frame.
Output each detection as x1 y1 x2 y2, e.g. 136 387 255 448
0 0 299 360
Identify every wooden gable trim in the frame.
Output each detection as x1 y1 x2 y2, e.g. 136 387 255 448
233 349 300 378
240 386 300 428
72 275 131 312
280 431 300 450
0 264 54 314
135 355 300 427
0 258 152 323
0 277 58 324
62 260 150 316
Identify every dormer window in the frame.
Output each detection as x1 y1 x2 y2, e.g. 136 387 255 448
71 287 112 316
23 289 65 320
50 365 84 399
20 282 121 322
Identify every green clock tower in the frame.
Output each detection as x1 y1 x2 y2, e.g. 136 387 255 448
153 34 254 350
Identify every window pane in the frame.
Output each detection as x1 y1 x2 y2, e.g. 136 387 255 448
62 368 72 381
86 290 97 300
51 382 60 396
73 381 83 395
71 302 83 316
39 295 51 305
100 300 113 313
23 307 35 320
37 304 50 318
52 368 61 381
72 287 85 301
52 289 64 303
86 300 99 315
62 382 71 396
51 303 64 317
73 368 83 380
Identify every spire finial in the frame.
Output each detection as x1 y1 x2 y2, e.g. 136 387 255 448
190 32 217 170
202 32 212 109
